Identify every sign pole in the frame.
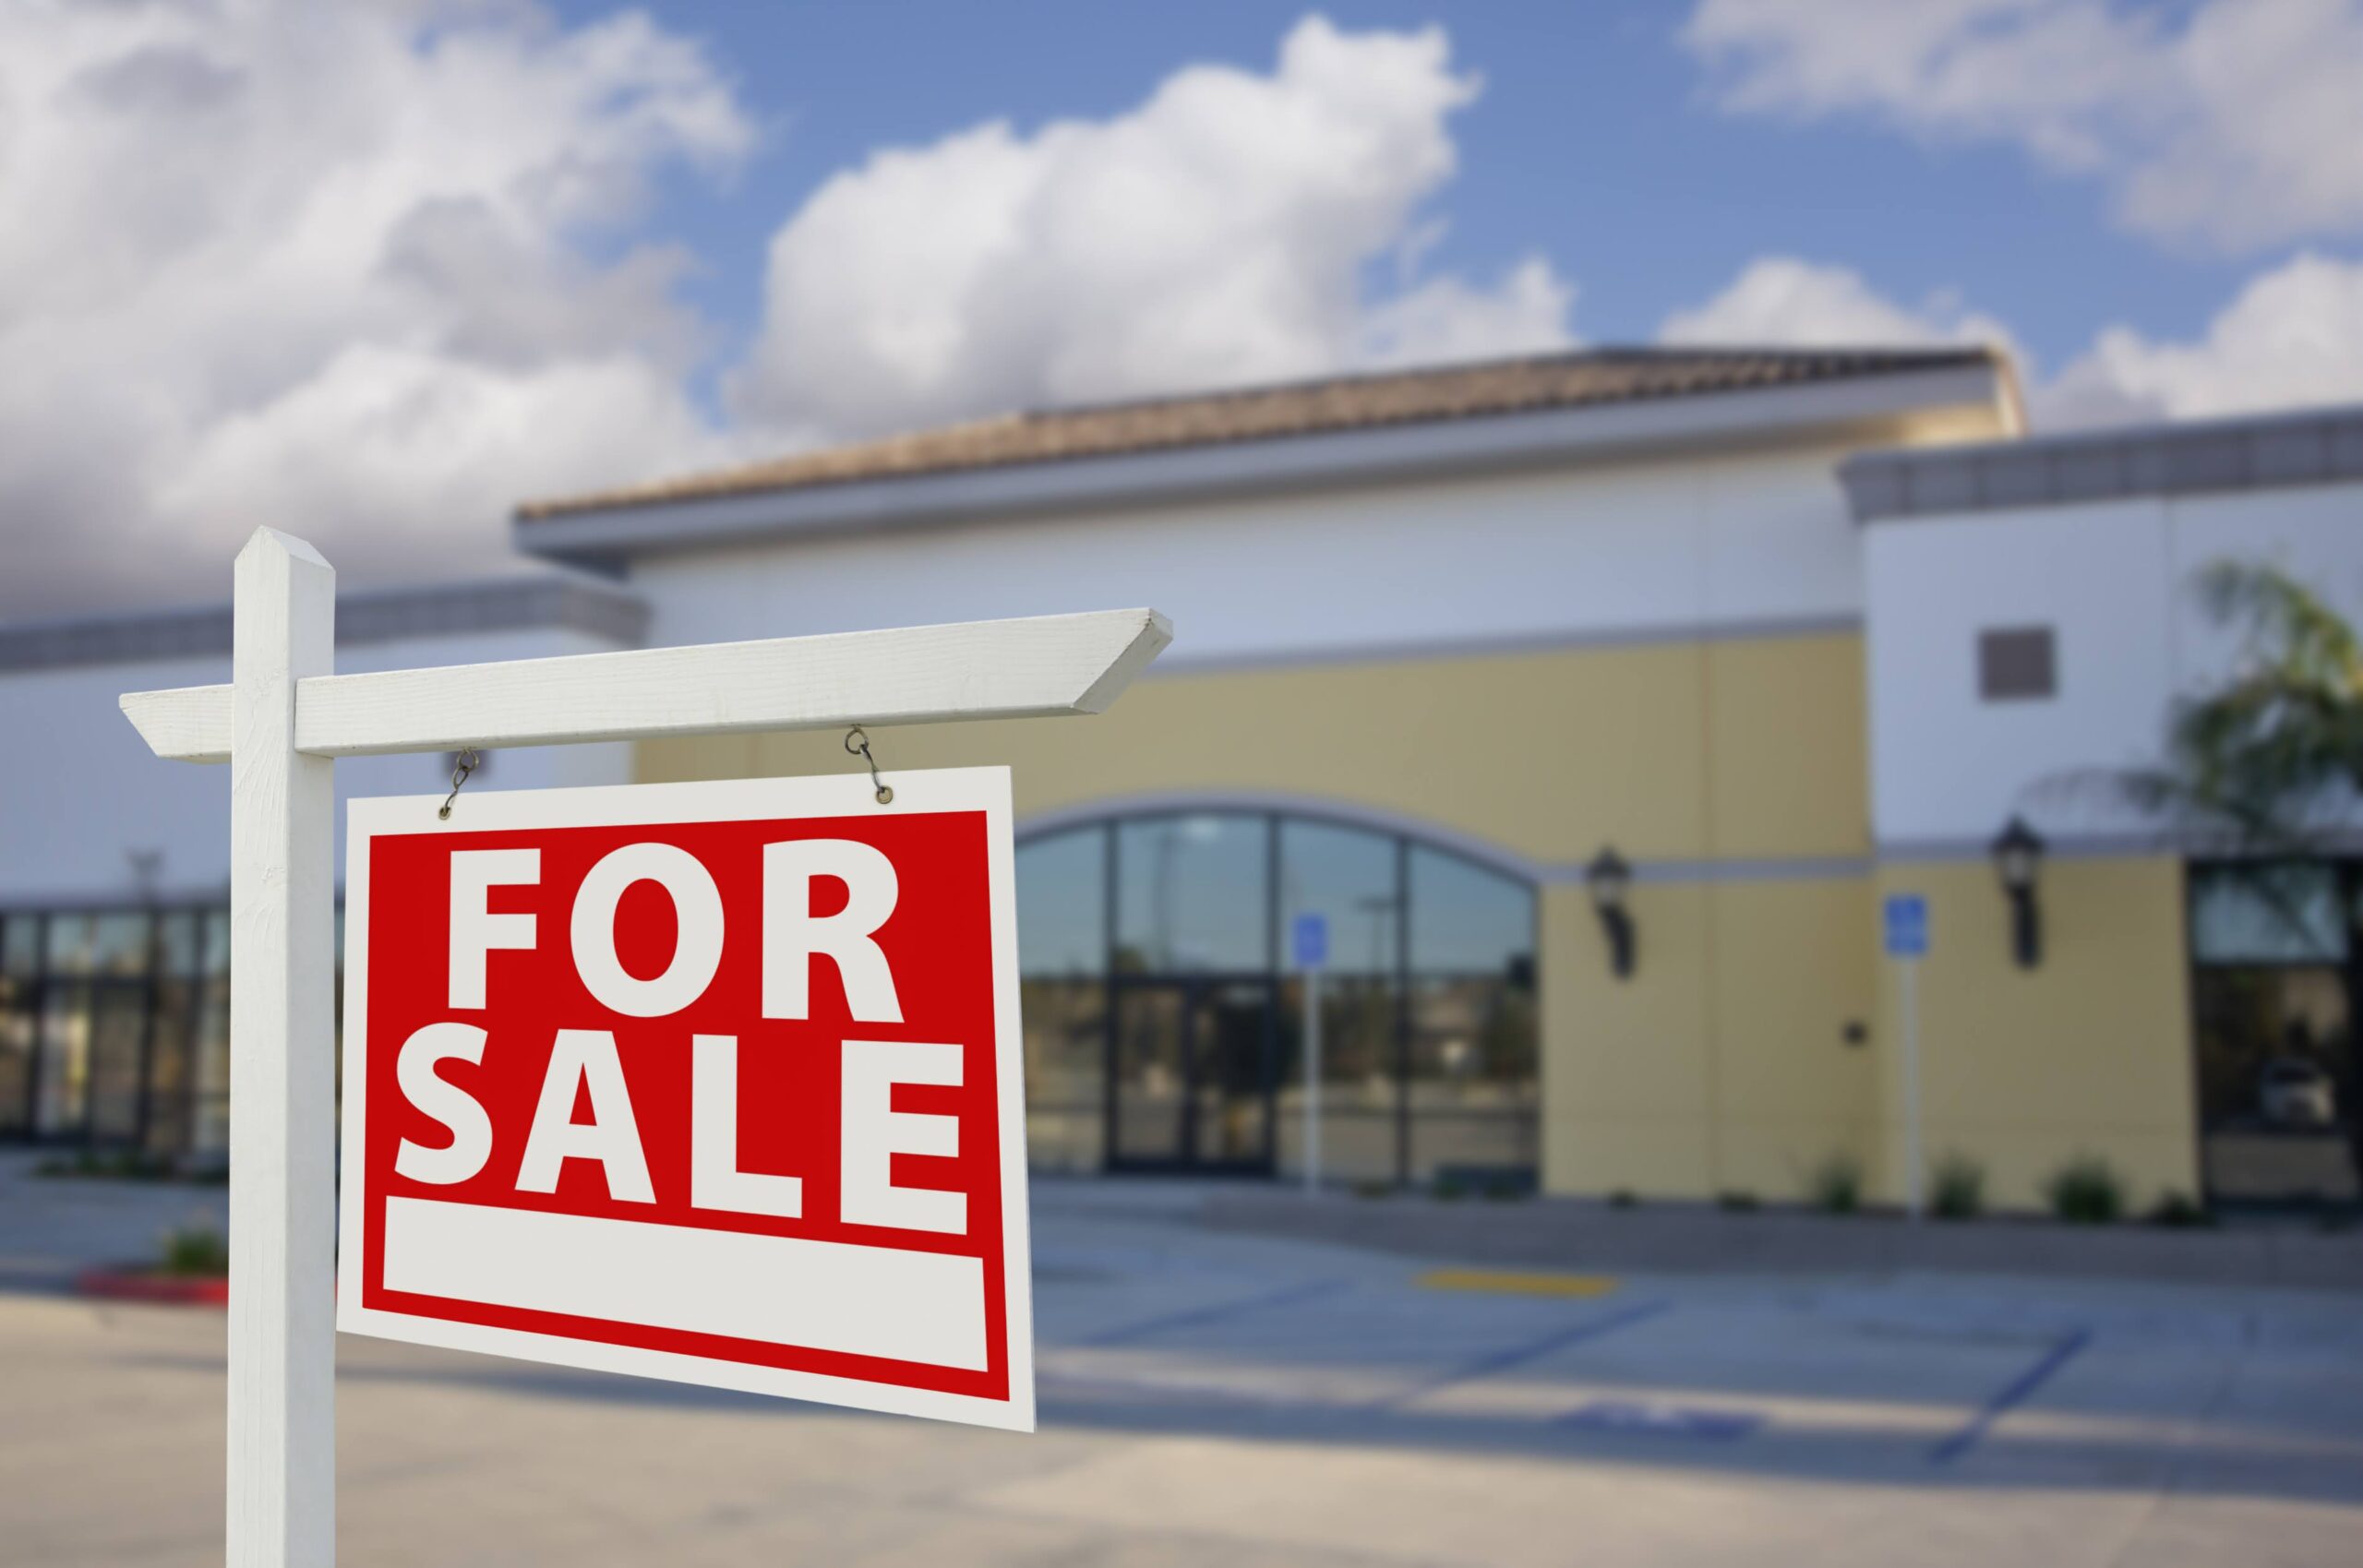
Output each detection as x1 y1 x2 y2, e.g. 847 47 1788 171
1303 965 1322 1195
227 529 338 1566
1901 955 1922 1222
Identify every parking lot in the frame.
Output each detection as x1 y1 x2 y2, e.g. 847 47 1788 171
4 1172 2362 1566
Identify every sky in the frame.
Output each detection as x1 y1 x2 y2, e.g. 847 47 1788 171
3 0 2360 616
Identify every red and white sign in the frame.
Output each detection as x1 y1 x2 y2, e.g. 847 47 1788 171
335 768 1033 1430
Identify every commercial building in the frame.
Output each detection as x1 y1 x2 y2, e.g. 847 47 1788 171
6 347 2359 1212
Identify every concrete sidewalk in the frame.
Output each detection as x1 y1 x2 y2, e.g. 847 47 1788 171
0 1151 227 1295
1193 1186 2363 1292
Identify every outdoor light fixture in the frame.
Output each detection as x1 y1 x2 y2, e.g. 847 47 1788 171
1586 844 1636 979
1990 814 2045 969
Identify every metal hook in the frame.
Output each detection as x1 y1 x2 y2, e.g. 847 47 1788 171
843 726 894 805
438 748 479 820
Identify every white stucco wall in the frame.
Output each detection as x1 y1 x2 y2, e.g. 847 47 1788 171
1865 479 2363 846
0 627 632 906
625 443 1872 663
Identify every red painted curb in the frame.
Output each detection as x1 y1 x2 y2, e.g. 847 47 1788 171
76 1267 230 1307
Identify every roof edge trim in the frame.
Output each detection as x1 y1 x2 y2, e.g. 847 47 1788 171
517 363 2008 569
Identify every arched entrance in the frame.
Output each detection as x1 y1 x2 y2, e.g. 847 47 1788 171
1017 806 1537 1185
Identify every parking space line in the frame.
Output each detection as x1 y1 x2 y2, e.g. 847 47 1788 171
1928 1327 2093 1465
1372 1299 1672 1411
1418 1269 1619 1298
1074 1277 1350 1347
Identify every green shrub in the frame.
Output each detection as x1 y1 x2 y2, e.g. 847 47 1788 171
2145 1191 2213 1228
1931 1152 1985 1220
1433 1175 1469 1202
1718 1190 1760 1213
158 1226 229 1277
2044 1155 2125 1225
1607 1188 1638 1209
1351 1179 1393 1200
1807 1153 1863 1215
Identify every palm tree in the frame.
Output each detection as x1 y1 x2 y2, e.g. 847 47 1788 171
2116 560 2363 854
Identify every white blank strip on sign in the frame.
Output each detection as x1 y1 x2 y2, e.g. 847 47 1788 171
382 1198 989 1371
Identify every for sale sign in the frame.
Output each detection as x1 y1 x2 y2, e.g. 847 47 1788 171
335 769 1033 1430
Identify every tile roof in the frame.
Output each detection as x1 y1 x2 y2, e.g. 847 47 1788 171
518 345 2003 521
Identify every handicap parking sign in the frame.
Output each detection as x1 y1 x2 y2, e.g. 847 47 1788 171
1883 894 1929 958
1291 912 1328 970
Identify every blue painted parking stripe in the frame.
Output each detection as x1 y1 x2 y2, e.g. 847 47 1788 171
1373 1299 1672 1411
1929 1327 2093 1465
1075 1277 1349 1347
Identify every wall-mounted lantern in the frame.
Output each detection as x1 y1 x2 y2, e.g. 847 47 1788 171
1586 844 1636 979
1990 815 2045 969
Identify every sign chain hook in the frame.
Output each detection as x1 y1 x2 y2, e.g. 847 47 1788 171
438 748 480 820
844 726 894 805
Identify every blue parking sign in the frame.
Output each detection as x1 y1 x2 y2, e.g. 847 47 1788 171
1291 912 1329 970
1883 894 1929 958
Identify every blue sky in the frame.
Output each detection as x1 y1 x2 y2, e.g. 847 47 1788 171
564 1 2274 379
4 0 2357 614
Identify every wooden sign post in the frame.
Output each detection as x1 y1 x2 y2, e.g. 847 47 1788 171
121 527 1170 1567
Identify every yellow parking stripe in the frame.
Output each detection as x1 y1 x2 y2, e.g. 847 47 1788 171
1417 1269 1619 1298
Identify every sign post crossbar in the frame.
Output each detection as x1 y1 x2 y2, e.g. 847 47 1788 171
122 527 1170 1568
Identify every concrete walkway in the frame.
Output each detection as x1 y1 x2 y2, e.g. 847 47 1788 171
3 1170 2361 1564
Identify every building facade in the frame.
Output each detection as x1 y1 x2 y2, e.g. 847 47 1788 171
0 578 641 1160
6 348 2359 1213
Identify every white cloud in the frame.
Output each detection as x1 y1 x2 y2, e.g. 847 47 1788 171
0 0 749 616
727 16 1573 439
1658 256 2015 353
1661 250 2363 429
2045 252 2363 425
1682 0 2363 252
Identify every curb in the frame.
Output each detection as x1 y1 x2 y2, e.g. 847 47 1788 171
76 1267 230 1307
1194 1191 2363 1294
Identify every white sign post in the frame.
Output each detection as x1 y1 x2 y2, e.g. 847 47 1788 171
120 528 1170 1567
1882 893 1929 1222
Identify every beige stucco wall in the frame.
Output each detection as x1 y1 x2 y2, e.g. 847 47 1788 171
640 628 2198 1208
1871 856 2200 1212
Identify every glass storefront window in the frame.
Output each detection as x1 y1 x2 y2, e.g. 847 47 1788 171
200 910 231 976
0 918 32 1138
1016 828 1106 978
192 977 231 1158
1115 815 1268 974
2189 860 2362 1209
45 913 153 977
35 981 91 1138
1021 977 1105 1173
0 902 232 1159
1409 847 1534 979
1280 820 1398 977
1021 808 1539 1186
3 914 39 976
1273 974 1400 1184
2190 964 2357 1204
2190 865 2345 964
85 985 149 1144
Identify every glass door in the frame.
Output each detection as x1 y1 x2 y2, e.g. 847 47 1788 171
1109 979 1274 1173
